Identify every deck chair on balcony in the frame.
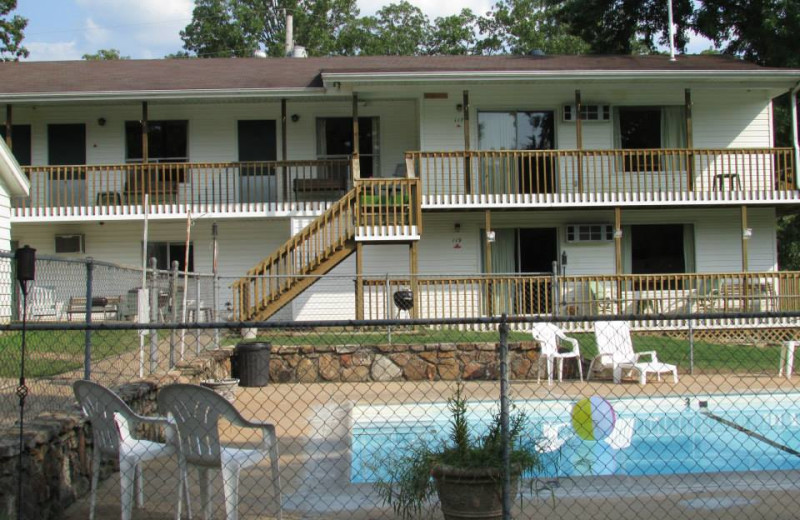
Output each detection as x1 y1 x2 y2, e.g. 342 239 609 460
73 380 184 520
158 383 282 520
588 281 617 315
588 321 678 385
531 322 583 385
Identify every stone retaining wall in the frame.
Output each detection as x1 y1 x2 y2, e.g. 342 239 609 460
0 348 233 520
268 341 552 383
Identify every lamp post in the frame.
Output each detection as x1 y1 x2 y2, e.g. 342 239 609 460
15 245 35 520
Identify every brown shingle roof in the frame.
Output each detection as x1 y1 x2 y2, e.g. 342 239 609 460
0 54 790 96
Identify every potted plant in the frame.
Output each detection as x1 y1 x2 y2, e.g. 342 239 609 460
375 384 548 520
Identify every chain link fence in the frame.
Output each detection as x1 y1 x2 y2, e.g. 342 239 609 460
2 253 800 519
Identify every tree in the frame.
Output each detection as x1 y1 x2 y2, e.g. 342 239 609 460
82 49 130 60
693 0 800 68
339 2 430 56
180 0 359 58
428 9 479 55
0 0 27 61
477 0 588 55
548 0 692 54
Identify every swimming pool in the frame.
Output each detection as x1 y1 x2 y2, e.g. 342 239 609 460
350 393 800 483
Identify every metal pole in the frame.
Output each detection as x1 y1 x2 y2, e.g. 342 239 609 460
149 257 158 374
194 274 201 355
688 318 695 375
84 258 94 380
169 260 179 368
499 313 511 520
386 273 392 343
212 222 220 349
551 260 559 318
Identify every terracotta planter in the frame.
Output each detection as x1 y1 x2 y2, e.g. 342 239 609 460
431 465 520 520
200 378 239 403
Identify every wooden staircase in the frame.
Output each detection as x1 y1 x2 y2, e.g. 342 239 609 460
233 177 422 321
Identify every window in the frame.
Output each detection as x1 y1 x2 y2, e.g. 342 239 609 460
624 224 695 275
55 234 85 254
614 106 686 172
48 124 86 166
0 125 31 166
238 120 277 176
317 117 378 178
126 120 188 163
146 242 194 271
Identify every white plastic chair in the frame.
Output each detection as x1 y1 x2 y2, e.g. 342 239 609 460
73 380 183 520
531 322 584 385
589 321 678 384
158 383 282 520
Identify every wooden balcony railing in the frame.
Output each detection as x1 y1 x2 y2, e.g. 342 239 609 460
13 159 351 217
356 177 422 238
408 148 796 203
361 271 800 323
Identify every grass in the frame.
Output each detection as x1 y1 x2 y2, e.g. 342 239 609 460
0 329 142 378
238 328 783 374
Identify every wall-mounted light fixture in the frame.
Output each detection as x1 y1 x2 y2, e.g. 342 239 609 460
486 230 496 243
454 223 461 233
613 228 623 239
290 114 300 123
743 228 753 239
97 117 107 126
456 104 463 112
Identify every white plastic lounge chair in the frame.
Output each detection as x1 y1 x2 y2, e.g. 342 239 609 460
588 321 678 385
605 417 635 450
531 322 584 385
535 422 571 453
158 383 282 520
73 380 183 520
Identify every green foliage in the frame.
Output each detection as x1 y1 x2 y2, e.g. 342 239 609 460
82 49 130 60
0 0 27 61
547 0 693 54
181 0 360 57
692 0 800 68
477 0 589 55
339 1 429 55
428 9 479 55
375 383 544 519
164 51 193 59
778 215 800 271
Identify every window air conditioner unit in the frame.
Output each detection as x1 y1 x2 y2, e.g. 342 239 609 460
562 104 610 122
55 234 85 254
565 224 613 243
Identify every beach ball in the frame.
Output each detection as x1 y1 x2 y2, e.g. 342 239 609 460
572 396 616 441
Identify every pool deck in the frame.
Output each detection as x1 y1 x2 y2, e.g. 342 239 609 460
63 373 800 519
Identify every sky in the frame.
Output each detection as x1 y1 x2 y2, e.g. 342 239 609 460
15 0 712 61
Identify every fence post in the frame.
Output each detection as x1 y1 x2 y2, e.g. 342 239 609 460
195 274 201 355
551 260 560 318
84 257 94 381
149 257 159 374
688 317 695 375
213 273 220 350
169 260 179 369
498 313 511 520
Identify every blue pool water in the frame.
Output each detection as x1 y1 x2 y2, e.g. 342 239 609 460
350 394 800 483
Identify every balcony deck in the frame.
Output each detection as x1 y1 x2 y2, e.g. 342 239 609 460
10 147 799 221
409 147 798 209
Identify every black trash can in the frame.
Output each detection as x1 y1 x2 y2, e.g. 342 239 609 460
234 341 271 387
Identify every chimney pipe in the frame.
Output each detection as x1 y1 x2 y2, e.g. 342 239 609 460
285 11 294 57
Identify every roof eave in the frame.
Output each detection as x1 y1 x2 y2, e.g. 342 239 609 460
0 86 329 104
0 140 30 197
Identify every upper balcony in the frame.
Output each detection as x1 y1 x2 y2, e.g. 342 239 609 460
12 159 352 220
409 147 798 209
10 146 799 221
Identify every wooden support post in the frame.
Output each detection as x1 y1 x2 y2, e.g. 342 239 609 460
463 90 471 194
141 101 149 163
614 207 622 275
352 93 360 180
741 205 749 272
409 241 419 319
575 89 583 192
685 88 694 190
281 98 288 200
355 242 364 320
4 105 11 148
